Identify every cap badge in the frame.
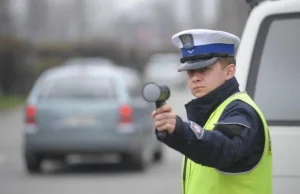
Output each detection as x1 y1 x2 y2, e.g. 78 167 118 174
179 34 194 49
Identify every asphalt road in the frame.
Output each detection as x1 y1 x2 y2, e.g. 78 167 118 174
0 88 194 194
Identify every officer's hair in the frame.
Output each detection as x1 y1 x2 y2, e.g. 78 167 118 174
219 57 236 67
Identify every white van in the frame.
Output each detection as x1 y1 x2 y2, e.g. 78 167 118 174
236 0 300 193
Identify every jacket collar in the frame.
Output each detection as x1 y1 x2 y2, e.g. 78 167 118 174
184 76 240 126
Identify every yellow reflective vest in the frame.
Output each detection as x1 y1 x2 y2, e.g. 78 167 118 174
181 92 272 194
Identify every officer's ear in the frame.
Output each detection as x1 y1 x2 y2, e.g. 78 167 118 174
218 57 236 80
225 63 236 80
219 57 236 80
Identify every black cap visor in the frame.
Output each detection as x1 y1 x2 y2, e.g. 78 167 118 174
178 57 220 72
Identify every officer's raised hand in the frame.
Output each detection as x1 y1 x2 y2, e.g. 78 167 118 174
152 104 176 134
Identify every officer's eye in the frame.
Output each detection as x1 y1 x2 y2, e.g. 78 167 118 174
187 70 194 77
187 67 211 76
197 66 210 73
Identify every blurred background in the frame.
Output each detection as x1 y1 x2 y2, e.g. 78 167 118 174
0 0 250 194
0 0 249 97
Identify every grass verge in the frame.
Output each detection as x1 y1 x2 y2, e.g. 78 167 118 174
0 95 26 109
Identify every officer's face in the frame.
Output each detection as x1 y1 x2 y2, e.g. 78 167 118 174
186 62 235 98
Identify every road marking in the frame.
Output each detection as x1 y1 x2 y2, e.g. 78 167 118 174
0 154 7 164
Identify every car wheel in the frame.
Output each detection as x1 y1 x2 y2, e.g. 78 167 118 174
153 148 164 162
136 147 153 171
123 145 153 171
25 152 43 174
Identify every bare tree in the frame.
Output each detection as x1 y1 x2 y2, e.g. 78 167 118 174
0 0 14 36
183 0 248 37
26 0 48 43
213 0 249 37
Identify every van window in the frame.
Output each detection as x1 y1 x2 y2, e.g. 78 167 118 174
39 76 116 99
247 14 300 125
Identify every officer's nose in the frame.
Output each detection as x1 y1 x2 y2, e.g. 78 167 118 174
191 71 203 82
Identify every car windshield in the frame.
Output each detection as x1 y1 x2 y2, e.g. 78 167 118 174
39 76 116 99
147 56 179 71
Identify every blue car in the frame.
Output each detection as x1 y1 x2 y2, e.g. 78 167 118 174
23 59 163 173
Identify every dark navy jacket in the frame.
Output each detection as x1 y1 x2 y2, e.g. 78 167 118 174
156 77 265 173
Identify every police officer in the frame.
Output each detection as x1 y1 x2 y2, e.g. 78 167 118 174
152 29 272 194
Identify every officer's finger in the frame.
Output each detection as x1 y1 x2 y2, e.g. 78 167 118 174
155 112 176 121
156 119 176 129
169 118 176 126
151 110 157 118
155 119 167 128
156 104 172 114
157 123 173 131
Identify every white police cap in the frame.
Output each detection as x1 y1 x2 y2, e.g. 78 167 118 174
171 29 240 72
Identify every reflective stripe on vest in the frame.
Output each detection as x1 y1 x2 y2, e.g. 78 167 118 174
181 92 273 194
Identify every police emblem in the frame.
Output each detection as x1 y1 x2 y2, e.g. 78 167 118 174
189 121 203 134
189 121 204 139
179 34 194 49
192 123 202 134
